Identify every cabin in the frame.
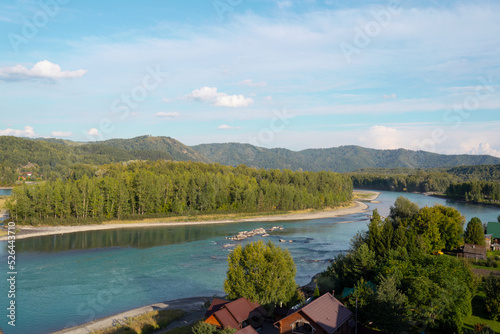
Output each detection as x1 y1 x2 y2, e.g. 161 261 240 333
204 297 266 331
274 293 354 334
458 244 487 260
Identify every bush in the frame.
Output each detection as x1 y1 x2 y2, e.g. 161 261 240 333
191 322 237 334
316 275 337 294
484 275 500 321
192 321 217 334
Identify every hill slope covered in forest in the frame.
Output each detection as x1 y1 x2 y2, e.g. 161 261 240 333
192 143 500 173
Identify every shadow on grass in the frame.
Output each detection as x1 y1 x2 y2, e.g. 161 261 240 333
463 289 500 333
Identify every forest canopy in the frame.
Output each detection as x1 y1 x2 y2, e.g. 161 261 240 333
6 160 353 225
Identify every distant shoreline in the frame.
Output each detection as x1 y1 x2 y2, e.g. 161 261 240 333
0 191 379 242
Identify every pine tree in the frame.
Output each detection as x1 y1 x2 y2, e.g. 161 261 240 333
464 217 485 246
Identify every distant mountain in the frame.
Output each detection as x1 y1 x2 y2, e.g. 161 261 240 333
0 135 209 170
98 135 210 163
192 143 500 173
3 135 499 176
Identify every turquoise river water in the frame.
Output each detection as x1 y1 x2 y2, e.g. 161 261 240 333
0 190 499 334
0 189 12 196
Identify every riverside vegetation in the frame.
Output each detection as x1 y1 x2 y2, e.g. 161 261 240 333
6 160 352 225
351 165 500 207
318 197 500 333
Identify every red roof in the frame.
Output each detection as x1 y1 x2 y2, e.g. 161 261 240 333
205 297 266 329
276 293 353 334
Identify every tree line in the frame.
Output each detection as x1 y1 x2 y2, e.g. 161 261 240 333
351 168 500 206
446 180 500 205
6 161 353 225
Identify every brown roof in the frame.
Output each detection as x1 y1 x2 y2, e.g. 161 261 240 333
235 326 259 334
205 297 265 329
205 298 230 318
225 298 265 323
215 308 240 329
276 293 353 334
463 244 487 255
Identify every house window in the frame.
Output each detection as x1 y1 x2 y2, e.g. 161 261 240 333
292 320 313 334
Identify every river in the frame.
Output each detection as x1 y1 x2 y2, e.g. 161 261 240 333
0 190 499 334
0 189 12 196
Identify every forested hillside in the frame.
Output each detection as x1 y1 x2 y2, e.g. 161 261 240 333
2 135 500 188
6 161 353 225
193 143 500 172
0 136 209 185
98 135 209 163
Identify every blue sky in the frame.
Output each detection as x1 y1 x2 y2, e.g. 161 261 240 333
0 0 499 156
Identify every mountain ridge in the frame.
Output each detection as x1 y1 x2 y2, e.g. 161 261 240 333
192 142 500 173
1 135 499 175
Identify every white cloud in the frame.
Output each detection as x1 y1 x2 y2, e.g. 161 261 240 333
383 94 397 99
155 112 180 118
87 128 100 136
462 142 500 158
185 87 253 107
359 125 402 150
51 131 72 137
0 125 36 137
218 124 241 130
277 1 293 9
236 79 267 87
265 96 273 102
162 97 172 103
0 60 87 81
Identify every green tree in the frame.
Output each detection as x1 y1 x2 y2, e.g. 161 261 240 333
389 196 419 224
484 274 500 321
224 241 297 306
370 274 409 334
313 284 320 298
464 217 486 246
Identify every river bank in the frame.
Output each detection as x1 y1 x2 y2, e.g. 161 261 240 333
0 191 379 241
53 297 212 334
0 202 368 241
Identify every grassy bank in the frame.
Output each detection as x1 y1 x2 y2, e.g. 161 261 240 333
463 285 500 333
91 309 185 334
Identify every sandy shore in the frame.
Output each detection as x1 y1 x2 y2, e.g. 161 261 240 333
0 197 375 241
53 297 212 334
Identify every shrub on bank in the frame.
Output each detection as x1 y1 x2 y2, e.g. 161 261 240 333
91 308 185 334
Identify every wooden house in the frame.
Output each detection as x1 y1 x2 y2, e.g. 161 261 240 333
458 244 487 260
274 293 353 334
204 297 266 330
